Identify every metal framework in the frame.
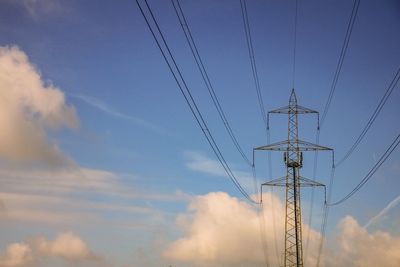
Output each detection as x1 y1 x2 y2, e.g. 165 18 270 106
256 89 332 267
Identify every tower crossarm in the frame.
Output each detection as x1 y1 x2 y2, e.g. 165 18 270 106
267 90 320 130
254 89 333 267
255 139 332 152
261 176 327 205
261 176 325 187
268 104 318 114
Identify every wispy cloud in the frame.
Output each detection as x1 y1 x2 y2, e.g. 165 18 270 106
0 165 190 228
183 151 257 193
0 191 156 226
184 151 226 177
364 194 400 229
4 0 65 19
71 93 167 134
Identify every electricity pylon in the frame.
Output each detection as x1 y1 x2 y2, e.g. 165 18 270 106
256 89 332 267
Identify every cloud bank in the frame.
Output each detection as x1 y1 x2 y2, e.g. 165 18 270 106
164 192 400 267
0 45 78 165
0 232 102 267
164 192 316 267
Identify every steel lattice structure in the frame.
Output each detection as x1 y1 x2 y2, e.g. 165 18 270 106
256 89 332 267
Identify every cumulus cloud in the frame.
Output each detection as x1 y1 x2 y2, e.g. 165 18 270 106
0 243 33 267
333 216 400 267
164 192 400 267
0 45 78 165
0 232 102 267
164 192 261 266
35 232 95 261
164 192 320 266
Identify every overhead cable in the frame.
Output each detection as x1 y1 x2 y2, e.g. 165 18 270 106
336 66 400 167
136 0 256 204
267 128 280 262
240 0 280 263
317 134 400 265
315 1 360 263
292 0 298 88
240 0 268 132
329 133 400 206
320 0 360 126
253 165 270 267
304 129 320 264
171 0 252 166
316 165 335 267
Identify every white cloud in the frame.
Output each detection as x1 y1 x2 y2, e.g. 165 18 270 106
164 192 400 267
0 233 104 267
333 216 400 267
184 151 226 177
164 192 308 266
0 45 78 166
35 232 95 261
184 151 256 193
0 243 33 267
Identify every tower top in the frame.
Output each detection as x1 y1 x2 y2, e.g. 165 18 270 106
289 88 298 106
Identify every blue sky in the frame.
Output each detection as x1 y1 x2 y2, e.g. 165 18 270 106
0 0 399 266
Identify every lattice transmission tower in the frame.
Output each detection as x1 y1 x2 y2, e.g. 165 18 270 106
256 89 332 267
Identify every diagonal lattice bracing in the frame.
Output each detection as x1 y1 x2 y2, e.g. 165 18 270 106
256 89 332 267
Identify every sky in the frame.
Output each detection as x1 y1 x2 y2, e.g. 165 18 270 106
0 0 399 266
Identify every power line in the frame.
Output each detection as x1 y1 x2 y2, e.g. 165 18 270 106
253 151 271 267
259 202 271 267
329 133 400 206
320 0 360 126
253 165 270 267
240 0 268 132
303 129 320 264
136 0 256 204
316 165 335 267
250 148 270 267
171 0 252 166
317 134 400 264
316 133 400 266
292 0 298 89
267 127 280 262
335 66 400 167
315 2 360 264
314 65 400 267
240 1 280 263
